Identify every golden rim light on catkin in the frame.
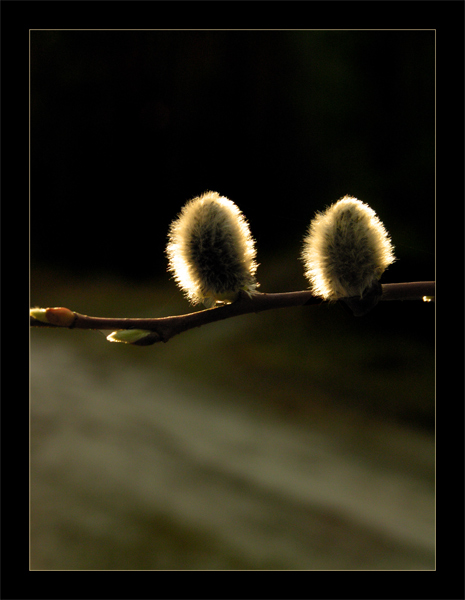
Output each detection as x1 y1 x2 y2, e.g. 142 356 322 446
166 191 259 307
301 196 396 301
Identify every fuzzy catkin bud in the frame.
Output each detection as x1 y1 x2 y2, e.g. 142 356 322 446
166 191 259 307
301 196 395 302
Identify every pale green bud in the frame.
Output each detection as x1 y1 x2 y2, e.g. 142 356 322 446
106 329 154 344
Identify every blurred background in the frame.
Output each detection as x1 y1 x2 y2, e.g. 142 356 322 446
30 29 435 570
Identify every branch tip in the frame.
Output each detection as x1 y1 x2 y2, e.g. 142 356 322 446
30 307 76 327
30 308 49 323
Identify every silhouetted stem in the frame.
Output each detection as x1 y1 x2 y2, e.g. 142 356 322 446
379 281 435 301
30 281 435 345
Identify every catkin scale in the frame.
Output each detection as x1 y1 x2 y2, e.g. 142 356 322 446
301 196 395 301
166 191 259 306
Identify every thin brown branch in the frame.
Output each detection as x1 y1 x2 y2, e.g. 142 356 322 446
379 281 435 301
30 281 435 345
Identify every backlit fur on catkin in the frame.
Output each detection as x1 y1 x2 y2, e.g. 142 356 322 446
302 196 395 301
166 191 259 307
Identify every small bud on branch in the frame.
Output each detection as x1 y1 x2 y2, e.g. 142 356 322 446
106 329 156 344
30 306 77 327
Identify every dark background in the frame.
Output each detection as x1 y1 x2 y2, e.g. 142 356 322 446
30 29 434 281
29 29 437 430
21 22 461 576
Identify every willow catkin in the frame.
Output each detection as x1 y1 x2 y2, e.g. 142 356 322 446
301 196 395 301
166 191 259 307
